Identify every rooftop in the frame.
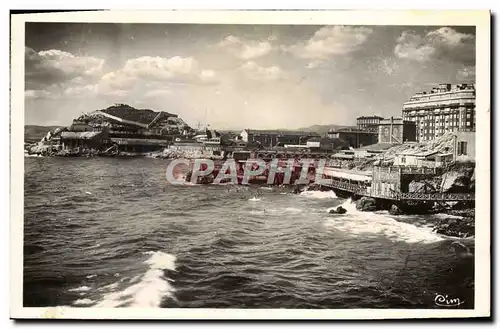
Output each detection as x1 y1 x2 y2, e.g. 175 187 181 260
357 115 384 120
408 83 475 100
356 143 398 151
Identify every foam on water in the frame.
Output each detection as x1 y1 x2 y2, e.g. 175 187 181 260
324 200 444 244
300 190 338 199
73 298 95 306
284 207 303 213
93 251 177 308
248 197 261 202
68 286 91 292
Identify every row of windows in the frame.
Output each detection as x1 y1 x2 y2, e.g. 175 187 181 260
419 121 472 127
405 113 473 121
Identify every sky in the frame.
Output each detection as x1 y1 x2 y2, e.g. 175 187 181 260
24 23 475 130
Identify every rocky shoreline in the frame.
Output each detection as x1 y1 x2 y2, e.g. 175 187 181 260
353 195 475 238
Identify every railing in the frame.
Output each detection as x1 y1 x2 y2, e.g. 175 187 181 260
321 180 474 201
397 193 474 201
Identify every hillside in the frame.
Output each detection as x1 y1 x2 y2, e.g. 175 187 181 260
296 124 354 136
25 125 62 142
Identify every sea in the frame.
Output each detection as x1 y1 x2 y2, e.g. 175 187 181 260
23 156 474 309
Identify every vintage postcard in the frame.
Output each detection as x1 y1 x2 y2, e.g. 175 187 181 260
10 10 490 319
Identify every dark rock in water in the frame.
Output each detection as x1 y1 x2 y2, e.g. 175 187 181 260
329 206 347 214
336 206 347 214
356 197 377 212
305 183 330 192
433 213 475 238
293 185 303 194
389 204 402 215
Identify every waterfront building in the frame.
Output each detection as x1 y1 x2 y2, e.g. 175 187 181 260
392 131 475 167
240 129 320 147
356 115 384 132
60 104 196 153
168 139 222 157
402 83 476 142
327 128 378 148
393 151 454 168
306 137 346 153
60 130 110 151
378 117 417 144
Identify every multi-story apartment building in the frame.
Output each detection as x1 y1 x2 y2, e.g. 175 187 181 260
356 115 384 132
402 83 475 141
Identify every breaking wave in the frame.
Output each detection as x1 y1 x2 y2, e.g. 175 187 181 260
92 251 177 308
324 200 443 244
300 190 338 199
73 298 94 306
68 286 91 292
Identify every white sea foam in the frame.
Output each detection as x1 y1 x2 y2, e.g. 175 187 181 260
284 207 303 213
93 251 177 308
68 286 91 292
300 190 338 199
73 298 95 306
324 200 444 244
86 274 97 279
248 197 261 202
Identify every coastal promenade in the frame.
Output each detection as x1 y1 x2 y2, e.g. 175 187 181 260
320 166 474 202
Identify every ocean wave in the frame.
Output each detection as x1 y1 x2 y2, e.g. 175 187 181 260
300 190 338 199
248 197 261 202
68 286 91 292
324 200 443 244
93 251 177 308
73 298 95 306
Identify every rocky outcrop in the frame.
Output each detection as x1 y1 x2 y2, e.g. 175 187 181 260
433 212 474 238
441 167 475 194
356 197 378 212
389 204 402 215
329 206 347 214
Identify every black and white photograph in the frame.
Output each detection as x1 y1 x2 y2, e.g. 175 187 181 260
10 10 490 319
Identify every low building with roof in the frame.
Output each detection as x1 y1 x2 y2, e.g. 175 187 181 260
240 129 320 147
393 150 454 168
327 127 378 148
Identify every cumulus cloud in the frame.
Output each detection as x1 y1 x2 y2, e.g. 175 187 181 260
394 27 475 64
64 84 98 97
285 25 373 67
218 35 273 60
25 89 53 99
25 47 104 89
98 55 218 95
144 89 172 98
239 61 284 81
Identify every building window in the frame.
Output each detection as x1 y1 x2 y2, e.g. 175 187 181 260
401 157 406 163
